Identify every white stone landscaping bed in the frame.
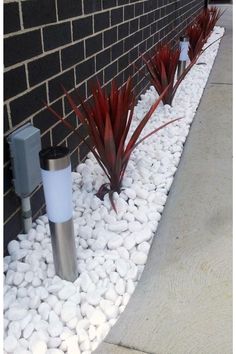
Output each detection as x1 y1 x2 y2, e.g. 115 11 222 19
3 27 224 354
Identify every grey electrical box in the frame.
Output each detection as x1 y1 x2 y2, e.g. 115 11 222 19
7 123 42 197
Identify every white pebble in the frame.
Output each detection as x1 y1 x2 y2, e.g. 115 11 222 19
124 236 136 250
122 293 130 306
25 271 34 283
96 322 110 341
137 241 150 253
100 300 118 320
78 226 92 239
29 295 40 309
109 271 119 284
108 221 128 232
76 327 88 343
117 247 130 260
34 320 48 331
47 337 61 349
31 340 47 354
80 273 92 292
115 278 125 296
61 301 77 323
59 340 67 352
119 305 125 313
88 325 96 341
126 279 135 295
47 350 63 354
47 282 63 294
67 317 78 330
32 276 41 287
58 283 76 300
18 338 29 349
69 292 81 305
66 335 81 354
8 240 20 255
47 295 58 308
80 339 90 351
107 235 123 250
4 335 18 352
38 303 50 321
91 236 107 251
79 239 88 249
5 269 15 285
23 322 34 339
89 270 99 284
134 210 148 223
48 321 64 337
20 313 32 330
134 228 152 244
17 288 27 298
126 265 138 281
8 321 21 339
124 188 136 199
7 307 27 321
20 240 32 249
80 303 94 318
105 287 118 302
12 249 28 261
35 233 44 242
131 251 147 265
47 265 55 278
88 309 106 326
76 319 90 331
133 185 148 199
36 287 49 300
36 224 45 233
16 262 30 272
13 348 30 354
4 290 16 310
53 302 62 316
13 272 24 286
116 259 128 277
128 221 142 232
86 291 101 306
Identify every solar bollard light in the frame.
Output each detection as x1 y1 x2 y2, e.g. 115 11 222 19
39 146 78 282
177 36 189 79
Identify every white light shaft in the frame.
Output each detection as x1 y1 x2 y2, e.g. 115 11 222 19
41 165 73 223
179 41 189 61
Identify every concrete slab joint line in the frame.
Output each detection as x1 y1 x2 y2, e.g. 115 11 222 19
109 342 155 354
210 82 232 85
96 341 154 354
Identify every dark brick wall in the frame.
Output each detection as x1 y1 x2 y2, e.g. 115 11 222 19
4 0 204 249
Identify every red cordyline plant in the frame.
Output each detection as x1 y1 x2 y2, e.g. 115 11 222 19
187 6 224 61
143 44 180 105
143 43 200 106
187 24 205 61
46 78 181 210
196 6 223 40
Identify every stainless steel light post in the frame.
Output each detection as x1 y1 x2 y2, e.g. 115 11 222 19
177 36 189 79
39 146 78 282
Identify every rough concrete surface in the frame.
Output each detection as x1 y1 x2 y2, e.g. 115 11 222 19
208 5 232 85
95 5 232 354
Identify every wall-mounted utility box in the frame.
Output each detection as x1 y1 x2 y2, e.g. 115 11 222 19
7 124 42 197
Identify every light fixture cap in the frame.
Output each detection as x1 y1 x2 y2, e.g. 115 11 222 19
180 36 189 42
39 146 70 171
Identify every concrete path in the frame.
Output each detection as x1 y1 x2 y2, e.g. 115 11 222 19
95 5 232 354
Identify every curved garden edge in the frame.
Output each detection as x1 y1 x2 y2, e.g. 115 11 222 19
3 26 224 354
